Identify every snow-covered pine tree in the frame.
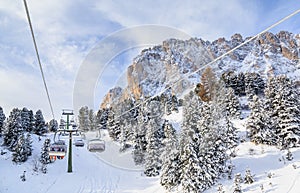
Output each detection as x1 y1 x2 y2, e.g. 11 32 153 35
181 78 236 192
107 108 120 140
0 106 6 136
180 91 202 152
236 73 246 96
275 76 300 148
180 91 204 192
286 149 293 161
217 184 225 193
132 104 147 165
264 76 281 136
246 95 277 145
144 99 163 177
144 118 162 177
34 110 48 135
96 108 109 131
224 87 241 119
265 76 300 148
161 87 173 115
28 110 35 133
25 133 33 156
21 107 31 132
223 116 239 151
3 108 23 151
181 142 203 192
48 119 58 132
233 173 243 192
244 72 265 99
244 169 254 184
12 134 29 163
41 164 47 174
222 71 246 96
160 121 180 190
88 109 96 131
171 95 179 113
118 98 138 142
40 138 51 164
78 106 90 132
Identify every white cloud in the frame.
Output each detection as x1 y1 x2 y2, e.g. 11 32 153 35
0 0 299 120
95 0 260 40
0 69 65 120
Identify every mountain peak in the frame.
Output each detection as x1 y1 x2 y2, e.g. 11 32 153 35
100 31 299 108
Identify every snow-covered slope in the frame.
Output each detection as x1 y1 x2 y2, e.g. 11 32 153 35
205 120 300 193
1 117 300 193
0 133 164 193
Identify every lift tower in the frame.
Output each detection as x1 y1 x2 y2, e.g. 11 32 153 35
62 109 77 173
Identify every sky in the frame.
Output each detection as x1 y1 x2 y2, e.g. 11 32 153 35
0 0 299 121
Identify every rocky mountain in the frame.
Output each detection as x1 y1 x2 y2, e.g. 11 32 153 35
100 31 300 108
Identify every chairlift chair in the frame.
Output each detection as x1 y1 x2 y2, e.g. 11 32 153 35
49 140 67 160
87 139 105 152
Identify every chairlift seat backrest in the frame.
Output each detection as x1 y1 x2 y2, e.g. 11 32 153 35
88 139 105 152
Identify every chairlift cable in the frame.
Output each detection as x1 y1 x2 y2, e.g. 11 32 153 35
115 8 300 119
23 0 55 120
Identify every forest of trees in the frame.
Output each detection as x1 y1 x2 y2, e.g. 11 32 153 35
0 107 50 163
2 66 298 191
89 67 299 191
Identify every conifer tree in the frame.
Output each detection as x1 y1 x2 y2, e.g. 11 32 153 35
244 169 254 184
25 133 33 156
233 173 243 193
12 134 30 162
88 109 96 131
78 106 90 132
224 87 241 118
107 108 121 140
132 105 147 165
21 108 31 132
40 138 51 164
160 121 180 190
276 76 300 148
96 108 109 131
265 76 300 148
3 109 23 151
144 119 162 177
48 119 58 132
144 98 163 177
196 66 217 102
34 110 48 135
0 106 6 136
171 95 179 113
28 110 36 133
247 96 270 144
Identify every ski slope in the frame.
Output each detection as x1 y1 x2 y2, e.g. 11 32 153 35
0 132 163 193
1 123 300 192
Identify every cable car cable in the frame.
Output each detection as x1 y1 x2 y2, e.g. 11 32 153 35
115 8 300 119
23 0 55 120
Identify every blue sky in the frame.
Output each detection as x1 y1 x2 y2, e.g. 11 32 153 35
0 0 299 120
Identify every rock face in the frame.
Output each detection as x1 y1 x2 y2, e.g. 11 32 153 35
100 87 123 109
101 31 300 108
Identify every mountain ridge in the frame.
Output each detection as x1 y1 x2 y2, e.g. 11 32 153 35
100 31 300 109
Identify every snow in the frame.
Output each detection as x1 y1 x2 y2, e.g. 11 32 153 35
1 116 300 193
163 107 183 132
206 142 300 193
2 120 300 193
0 132 163 193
